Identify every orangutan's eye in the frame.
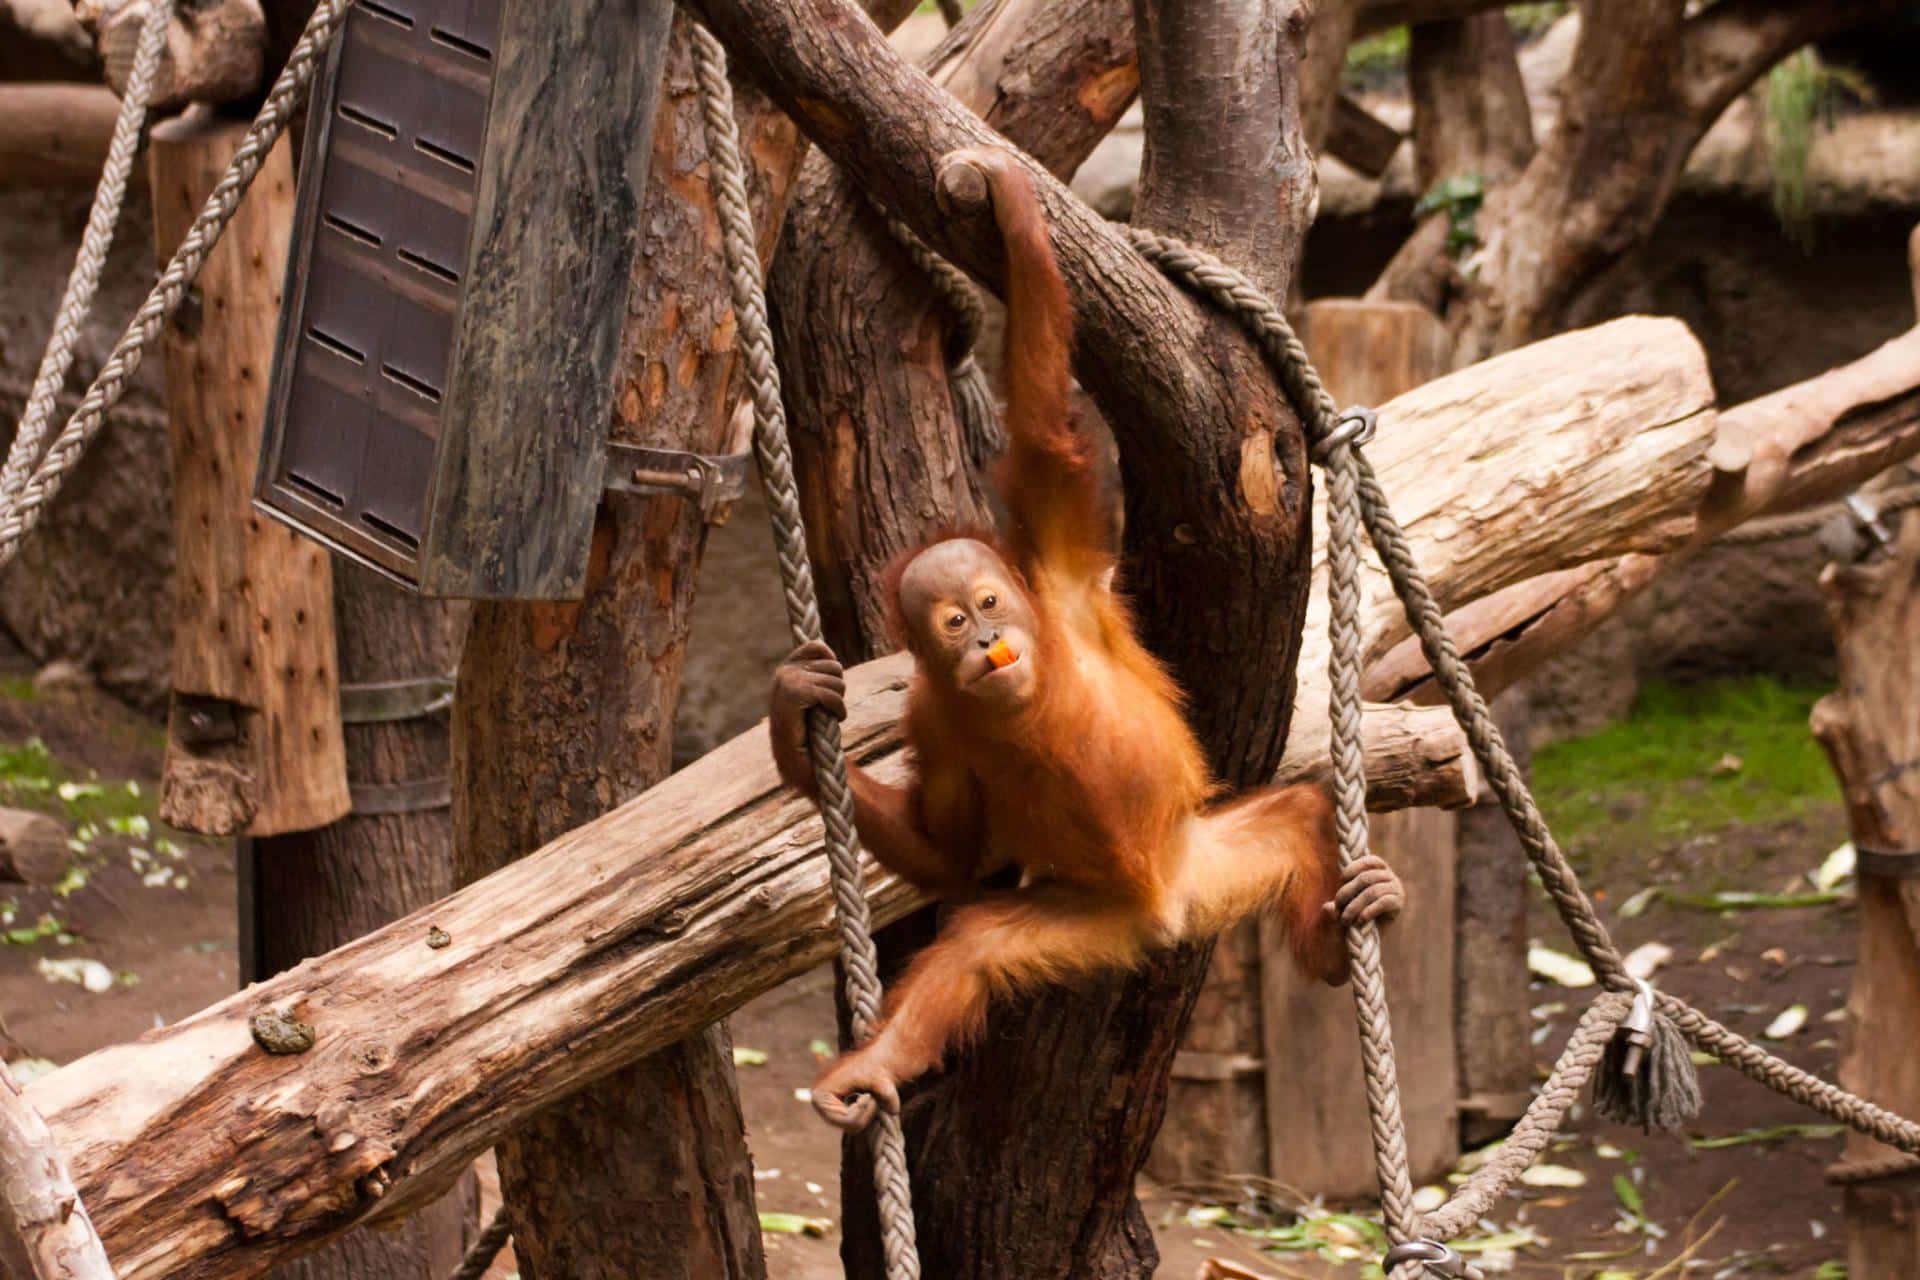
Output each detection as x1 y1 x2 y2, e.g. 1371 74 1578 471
980 592 998 611
944 612 967 632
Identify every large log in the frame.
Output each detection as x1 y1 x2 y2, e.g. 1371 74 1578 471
1372 236 1920 705
82 0 266 113
1812 512 1920 1278
27 314 1718 1279
0 85 124 191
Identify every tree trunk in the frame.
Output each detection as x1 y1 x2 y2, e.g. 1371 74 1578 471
1406 11 1531 194
0 86 128 192
1810 512 1920 1280
1373 0 1904 361
0 1059 113 1280
449 3 914 1272
255 564 476 1280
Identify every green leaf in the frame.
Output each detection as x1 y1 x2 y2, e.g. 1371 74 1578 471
732 1046 769 1066
1689 1123 1842 1150
1612 1173 1644 1219
758 1212 832 1237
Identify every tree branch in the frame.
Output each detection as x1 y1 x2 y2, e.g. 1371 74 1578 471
1681 0 1906 127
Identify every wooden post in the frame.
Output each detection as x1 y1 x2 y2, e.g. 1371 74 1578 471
148 109 349 838
1811 510 1920 1279
1254 299 1458 1194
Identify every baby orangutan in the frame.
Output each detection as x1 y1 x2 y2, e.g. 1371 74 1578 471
770 147 1404 1132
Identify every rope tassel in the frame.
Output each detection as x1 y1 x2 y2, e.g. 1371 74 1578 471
1592 983 1701 1132
947 354 1003 470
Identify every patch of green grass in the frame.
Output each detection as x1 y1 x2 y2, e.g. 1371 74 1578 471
0 674 35 701
0 736 155 828
1532 677 1838 858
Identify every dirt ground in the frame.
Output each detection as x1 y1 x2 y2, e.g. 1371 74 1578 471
0 632 1869 1279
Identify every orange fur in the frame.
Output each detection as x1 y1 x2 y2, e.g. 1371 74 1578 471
801 152 1347 1111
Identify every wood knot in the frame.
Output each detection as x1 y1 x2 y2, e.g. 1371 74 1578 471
934 150 997 217
250 1008 315 1055
426 926 451 950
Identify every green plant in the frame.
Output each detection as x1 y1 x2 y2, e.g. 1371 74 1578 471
1765 49 1871 250
1415 172 1489 257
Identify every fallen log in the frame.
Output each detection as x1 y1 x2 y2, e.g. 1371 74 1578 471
0 808 66 885
28 312 1717 1279
1371 230 1920 704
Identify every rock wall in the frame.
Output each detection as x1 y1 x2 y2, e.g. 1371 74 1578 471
0 184 173 711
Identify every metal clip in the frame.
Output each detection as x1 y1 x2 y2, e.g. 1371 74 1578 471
1619 978 1656 1079
1311 405 1378 462
1845 493 1893 554
604 444 751 524
1383 1239 1475 1278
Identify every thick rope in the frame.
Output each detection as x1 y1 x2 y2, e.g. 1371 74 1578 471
1715 480 1920 547
0 0 170 508
690 24 922 1280
879 214 1004 468
1125 226 1920 1272
448 1207 512 1280
0 0 351 576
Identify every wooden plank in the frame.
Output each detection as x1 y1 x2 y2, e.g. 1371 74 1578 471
1260 806 1459 1194
417 0 675 598
151 111 350 837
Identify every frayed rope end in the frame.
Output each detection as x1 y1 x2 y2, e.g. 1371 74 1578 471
1593 988 1701 1132
948 355 1003 472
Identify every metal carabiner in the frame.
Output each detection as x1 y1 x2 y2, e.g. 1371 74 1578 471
1382 1239 1476 1278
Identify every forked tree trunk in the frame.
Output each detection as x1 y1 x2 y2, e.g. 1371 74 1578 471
450 4 915 1274
1811 512 1920 1279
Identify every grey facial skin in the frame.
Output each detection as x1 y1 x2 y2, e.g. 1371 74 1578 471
898 539 1039 711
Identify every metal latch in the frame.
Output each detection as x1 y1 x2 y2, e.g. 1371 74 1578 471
605 443 751 524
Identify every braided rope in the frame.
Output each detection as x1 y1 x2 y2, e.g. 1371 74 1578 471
0 0 170 509
1829 1150 1920 1185
689 25 921 1280
1715 481 1920 547
0 0 350 576
447 1206 511 1280
877 212 1004 466
1325 434 1420 1246
1124 227 1920 1272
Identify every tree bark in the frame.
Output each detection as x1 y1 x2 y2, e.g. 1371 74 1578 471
0 86 127 192
449 2 914 1272
1406 11 1531 194
26 307 1729 1280
767 0 1136 660
255 564 476 1280
1374 0 1904 361
0 1059 113 1280
0 809 65 886
1810 513 1920 1279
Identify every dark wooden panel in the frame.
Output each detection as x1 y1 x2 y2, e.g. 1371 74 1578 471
416 0 675 598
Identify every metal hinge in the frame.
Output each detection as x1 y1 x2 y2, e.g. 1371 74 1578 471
604 443 751 524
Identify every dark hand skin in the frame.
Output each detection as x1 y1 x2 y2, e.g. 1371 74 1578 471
769 640 847 797
1326 853 1405 929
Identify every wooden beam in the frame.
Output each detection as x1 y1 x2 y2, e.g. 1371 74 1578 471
0 85 125 191
1325 92 1402 179
27 312 1721 1279
148 110 350 838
